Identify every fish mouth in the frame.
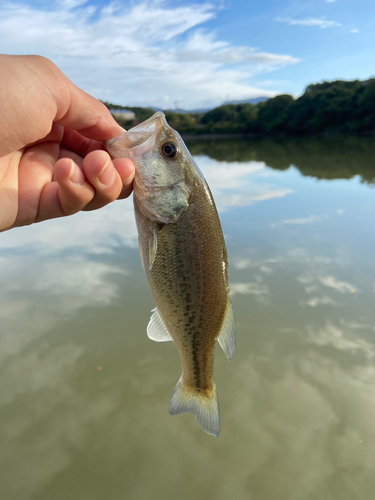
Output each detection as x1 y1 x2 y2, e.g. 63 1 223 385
105 112 169 154
125 112 169 147
130 111 168 135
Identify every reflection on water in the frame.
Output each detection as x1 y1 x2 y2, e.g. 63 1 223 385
1 137 375 499
188 135 375 184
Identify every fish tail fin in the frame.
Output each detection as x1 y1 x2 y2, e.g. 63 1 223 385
168 377 220 437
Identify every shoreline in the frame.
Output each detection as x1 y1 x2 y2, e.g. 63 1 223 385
181 130 375 140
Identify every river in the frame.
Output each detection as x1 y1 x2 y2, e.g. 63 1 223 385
1 136 375 499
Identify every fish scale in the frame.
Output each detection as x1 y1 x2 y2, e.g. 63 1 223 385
135 189 226 394
105 112 235 437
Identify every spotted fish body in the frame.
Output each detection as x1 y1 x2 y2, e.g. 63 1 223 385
105 112 235 437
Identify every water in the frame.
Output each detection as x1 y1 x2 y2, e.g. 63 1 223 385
1 136 375 500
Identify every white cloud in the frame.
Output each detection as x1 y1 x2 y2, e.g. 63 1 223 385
306 321 375 358
234 259 252 270
197 157 266 189
216 188 294 211
297 272 357 299
297 274 314 285
270 215 328 227
0 252 127 366
232 256 283 274
230 276 269 304
196 156 294 211
300 296 339 307
181 31 298 68
0 198 139 369
0 199 138 253
228 317 375 498
350 28 359 34
276 17 342 29
0 1 300 109
319 275 356 293
230 281 268 296
282 215 328 225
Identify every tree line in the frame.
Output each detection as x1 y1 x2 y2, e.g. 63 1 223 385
102 78 375 135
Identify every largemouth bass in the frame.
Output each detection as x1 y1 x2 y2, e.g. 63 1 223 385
105 112 235 437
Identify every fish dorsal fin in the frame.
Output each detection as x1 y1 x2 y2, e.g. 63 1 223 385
217 301 236 361
147 308 173 342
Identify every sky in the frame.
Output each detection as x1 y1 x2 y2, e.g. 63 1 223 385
0 0 374 109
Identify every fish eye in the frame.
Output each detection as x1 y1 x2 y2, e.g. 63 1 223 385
160 141 178 160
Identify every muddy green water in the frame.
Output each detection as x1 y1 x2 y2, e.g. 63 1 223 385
1 136 375 500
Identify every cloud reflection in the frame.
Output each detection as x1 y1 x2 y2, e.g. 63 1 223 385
306 321 375 358
230 276 270 304
1 143 375 498
0 200 138 254
296 272 358 307
196 156 294 211
319 275 356 294
0 253 126 366
228 316 375 498
301 296 339 307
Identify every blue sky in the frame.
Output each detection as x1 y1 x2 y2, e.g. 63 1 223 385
1 0 374 109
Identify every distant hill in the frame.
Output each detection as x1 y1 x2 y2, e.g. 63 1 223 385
223 97 269 106
102 79 375 136
163 107 210 114
102 98 269 117
163 97 269 114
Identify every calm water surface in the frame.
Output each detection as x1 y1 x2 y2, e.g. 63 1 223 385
1 137 375 500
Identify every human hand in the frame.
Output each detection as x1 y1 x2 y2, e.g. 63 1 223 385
0 54 135 232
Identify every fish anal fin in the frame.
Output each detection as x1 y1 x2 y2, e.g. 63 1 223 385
168 377 220 438
217 301 236 361
147 308 173 342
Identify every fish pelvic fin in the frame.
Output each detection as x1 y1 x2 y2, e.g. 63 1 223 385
217 300 236 361
147 308 173 342
168 377 220 438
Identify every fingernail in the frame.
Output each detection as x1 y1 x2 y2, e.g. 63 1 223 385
68 160 85 184
97 157 115 185
122 168 135 185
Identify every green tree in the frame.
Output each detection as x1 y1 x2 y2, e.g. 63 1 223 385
256 95 294 133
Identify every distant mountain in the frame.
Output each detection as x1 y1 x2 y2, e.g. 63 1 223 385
154 107 209 114
224 97 269 105
103 78 375 136
161 97 270 114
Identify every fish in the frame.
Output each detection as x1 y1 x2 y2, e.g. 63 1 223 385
105 112 235 437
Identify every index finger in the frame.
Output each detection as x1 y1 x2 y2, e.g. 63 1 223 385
61 128 104 157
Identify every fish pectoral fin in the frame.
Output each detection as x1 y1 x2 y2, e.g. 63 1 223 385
168 377 220 438
148 225 160 270
147 308 173 342
138 223 161 271
138 236 145 272
217 301 236 361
